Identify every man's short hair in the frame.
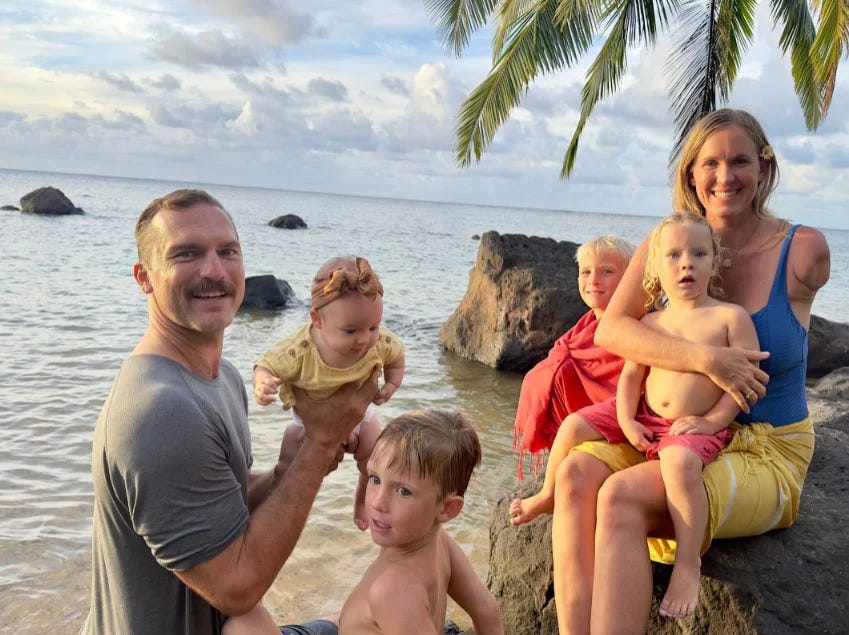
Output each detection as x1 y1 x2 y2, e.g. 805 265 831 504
134 189 234 265
371 410 482 500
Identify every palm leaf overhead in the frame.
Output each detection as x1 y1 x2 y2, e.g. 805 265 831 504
666 0 756 169
454 0 599 166
771 0 822 128
562 0 681 177
424 0 500 55
427 0 844 178
810 0 849 114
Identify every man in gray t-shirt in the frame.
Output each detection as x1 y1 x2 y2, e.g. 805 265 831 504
83 190 375 635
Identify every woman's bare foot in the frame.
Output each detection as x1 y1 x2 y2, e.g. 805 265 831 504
659 560 701 618
509 491 554 526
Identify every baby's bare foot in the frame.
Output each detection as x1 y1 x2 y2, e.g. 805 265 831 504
354 488 368 531
508 492 553 526
659 561 701 618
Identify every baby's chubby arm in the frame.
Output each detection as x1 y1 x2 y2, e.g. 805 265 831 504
616 359 653 452
446 532 504 635
671 305 760 436
252 365 281 406
374 354 405 405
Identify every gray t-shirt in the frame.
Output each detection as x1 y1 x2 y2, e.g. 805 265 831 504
83 355 251 635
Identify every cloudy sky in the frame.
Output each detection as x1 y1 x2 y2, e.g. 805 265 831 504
2 0 847 227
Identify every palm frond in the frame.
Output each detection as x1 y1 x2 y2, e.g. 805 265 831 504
424 0 499 56
666 0 755 171
770 0 821 128
561 0 682 177
455 0 599 166
811 0 849 119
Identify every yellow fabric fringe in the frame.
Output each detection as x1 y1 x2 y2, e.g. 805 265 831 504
572 416 815 564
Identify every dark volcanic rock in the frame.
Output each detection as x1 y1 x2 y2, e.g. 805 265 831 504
19 187 84 215
489 387 849 633
808 315 849 378
240 275 296 311
268 214 307 229
1 204 19 211
439 231 585 372
812 366 849 399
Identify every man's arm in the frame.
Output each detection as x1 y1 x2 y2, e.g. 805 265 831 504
445 533 504 635
175 371 379 616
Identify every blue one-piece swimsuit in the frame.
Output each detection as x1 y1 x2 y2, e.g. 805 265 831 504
737 224 808 427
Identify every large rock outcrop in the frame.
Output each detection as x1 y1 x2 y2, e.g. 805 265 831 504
439 232 586 372
488 377 849 634
240 275 296 311
442 231 848 377
19 187 84 215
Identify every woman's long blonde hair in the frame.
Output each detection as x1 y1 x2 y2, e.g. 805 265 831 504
672 109 779 219
643 213 724 311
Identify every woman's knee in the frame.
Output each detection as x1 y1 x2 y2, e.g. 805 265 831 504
555 452 608 503
596 472 659 535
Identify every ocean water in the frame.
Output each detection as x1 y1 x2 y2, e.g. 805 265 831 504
0 168 845 632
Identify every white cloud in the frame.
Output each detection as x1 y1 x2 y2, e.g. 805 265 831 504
193 0 320 45
95 71 145 93
148 29 266 71
0 2 846 226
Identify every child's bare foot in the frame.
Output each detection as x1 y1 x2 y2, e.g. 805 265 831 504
509 492 553 526
659 560 701 618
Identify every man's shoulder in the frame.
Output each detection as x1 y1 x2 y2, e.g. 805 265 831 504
105 356 213 430
112 355 186 400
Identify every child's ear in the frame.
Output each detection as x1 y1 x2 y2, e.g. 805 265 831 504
438 494 464 523
309 308 322 328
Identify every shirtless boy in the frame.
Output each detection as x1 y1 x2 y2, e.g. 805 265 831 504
224 411 503 635
339 410 503 634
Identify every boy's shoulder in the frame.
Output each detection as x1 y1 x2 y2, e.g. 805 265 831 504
368 559 429 597
361 554 437 631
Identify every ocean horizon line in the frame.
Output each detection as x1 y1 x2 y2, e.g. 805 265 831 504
0 165 669 224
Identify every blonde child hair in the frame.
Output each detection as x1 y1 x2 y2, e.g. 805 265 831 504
643 213 724 311
672 108 779 219
575 235 636 266
371 410 481 500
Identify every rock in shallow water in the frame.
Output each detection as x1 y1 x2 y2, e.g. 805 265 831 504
269 214 307 229
439 231 585 373
19 186 84 215
240 275 296 311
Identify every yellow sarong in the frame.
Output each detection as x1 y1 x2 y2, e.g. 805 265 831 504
572 416 815 564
